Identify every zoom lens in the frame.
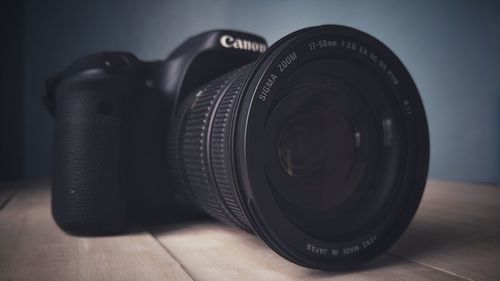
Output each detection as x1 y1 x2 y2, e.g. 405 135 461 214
168 25 429 270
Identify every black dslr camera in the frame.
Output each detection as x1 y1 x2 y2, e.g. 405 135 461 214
44 25 429 270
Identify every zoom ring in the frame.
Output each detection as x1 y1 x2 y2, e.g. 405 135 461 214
169 65 252 231
209 64 254 230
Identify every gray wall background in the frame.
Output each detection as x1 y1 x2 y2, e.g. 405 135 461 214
24 0 500 184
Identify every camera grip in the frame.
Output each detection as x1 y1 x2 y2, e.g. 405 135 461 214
51 78 131 234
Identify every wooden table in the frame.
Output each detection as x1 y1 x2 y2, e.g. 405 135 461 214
0 180 499 281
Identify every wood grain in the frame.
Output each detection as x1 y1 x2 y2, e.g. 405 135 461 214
0 181 193 281
151 180 500 281
1 180 499 280
389 180 500 281
152 221 462 281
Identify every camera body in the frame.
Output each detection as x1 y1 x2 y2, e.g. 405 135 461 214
43 30 267 234
44 25 429 270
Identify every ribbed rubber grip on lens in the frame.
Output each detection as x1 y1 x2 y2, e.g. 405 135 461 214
209 66 253 228
169 64 253 231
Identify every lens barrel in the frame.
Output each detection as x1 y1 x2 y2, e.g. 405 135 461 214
169 64 254 231
168 25 429 270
